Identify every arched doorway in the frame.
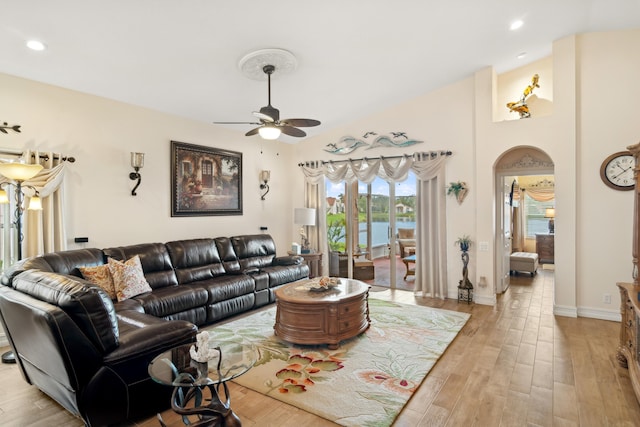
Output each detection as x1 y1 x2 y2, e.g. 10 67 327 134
494 146 554 294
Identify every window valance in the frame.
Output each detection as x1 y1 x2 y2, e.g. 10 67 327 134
298 151 452 184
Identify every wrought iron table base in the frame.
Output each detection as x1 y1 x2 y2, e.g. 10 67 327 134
158 381 241 427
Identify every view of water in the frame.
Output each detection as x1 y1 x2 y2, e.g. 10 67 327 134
357 221 416 246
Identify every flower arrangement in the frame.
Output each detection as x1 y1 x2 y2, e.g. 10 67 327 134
447 181 468 204
308 276 340 291
454 235 472 252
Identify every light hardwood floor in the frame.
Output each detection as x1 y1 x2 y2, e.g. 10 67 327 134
1 268 640 426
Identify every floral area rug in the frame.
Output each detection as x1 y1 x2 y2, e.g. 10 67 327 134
205 298 469 427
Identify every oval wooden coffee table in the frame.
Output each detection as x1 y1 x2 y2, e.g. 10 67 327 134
274 278 370 349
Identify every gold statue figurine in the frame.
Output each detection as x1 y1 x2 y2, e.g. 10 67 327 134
507 74 540 118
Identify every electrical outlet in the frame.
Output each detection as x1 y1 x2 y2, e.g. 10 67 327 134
603 293 611 304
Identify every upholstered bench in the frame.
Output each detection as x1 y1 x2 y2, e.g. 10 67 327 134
510 252 539 276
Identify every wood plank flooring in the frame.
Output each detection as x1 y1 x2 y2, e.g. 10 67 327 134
1 268 639 426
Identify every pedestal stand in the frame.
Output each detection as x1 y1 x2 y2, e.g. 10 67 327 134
457 250 474 304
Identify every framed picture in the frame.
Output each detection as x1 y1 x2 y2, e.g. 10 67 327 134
171 140 243 216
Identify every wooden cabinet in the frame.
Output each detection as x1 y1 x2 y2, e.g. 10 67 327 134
300 252 322 278
536 234 554 264
617 283 640 403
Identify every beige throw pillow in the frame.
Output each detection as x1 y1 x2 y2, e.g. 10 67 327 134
79 264 116 300
108 255 152 301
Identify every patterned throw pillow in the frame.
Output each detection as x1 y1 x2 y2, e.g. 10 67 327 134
108 255 152 302
79 264 116 300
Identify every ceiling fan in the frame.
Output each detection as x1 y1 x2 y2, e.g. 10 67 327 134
215 64 320 140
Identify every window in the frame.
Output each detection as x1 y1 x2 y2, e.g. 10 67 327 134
525 193 554 237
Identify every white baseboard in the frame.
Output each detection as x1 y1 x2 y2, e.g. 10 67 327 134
577 306 621 322
473 293 497 306
553 304 578 318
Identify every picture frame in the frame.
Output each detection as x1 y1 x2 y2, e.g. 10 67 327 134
171 140 243 216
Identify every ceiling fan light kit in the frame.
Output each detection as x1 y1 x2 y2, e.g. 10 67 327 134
258 125 281 140
215 49 320 140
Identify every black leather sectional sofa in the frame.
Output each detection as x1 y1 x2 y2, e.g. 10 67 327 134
0 234 308 426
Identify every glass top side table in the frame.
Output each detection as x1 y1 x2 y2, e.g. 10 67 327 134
148 341 257 427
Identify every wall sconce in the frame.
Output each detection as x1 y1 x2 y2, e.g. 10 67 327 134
544 207 555 234
129 152 144 196
260 170 270 200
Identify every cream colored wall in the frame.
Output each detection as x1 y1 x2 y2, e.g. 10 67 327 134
1 73 297 253
297 29 640 319
576 29 640 317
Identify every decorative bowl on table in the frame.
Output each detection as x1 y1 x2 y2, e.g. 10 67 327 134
308 277 340 292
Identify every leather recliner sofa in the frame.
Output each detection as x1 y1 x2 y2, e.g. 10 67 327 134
0 234 308 426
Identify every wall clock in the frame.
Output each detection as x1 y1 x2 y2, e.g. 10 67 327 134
600 151 635 191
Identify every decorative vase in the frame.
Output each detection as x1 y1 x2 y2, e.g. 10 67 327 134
456 188 468 204
458 249 473 304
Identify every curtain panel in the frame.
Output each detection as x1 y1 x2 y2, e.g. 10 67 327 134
24 150 68 257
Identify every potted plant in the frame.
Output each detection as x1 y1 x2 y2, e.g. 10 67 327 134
447 181 468 204
454 235 472 252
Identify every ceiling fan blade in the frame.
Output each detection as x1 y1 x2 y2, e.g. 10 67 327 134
245 127 262 136
279 125 306 137
252 111 274 122
214 121 261 125
281 118 321 127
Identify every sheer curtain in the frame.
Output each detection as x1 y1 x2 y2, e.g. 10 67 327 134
300 152 449 296
300 161 329 276
412 153 448 298
24 150 68 257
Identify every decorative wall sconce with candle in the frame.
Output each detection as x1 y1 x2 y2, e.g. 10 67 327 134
260 170 270 200
294 207 316 253
129 152 144 196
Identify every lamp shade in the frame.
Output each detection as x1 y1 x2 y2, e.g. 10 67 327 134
260 170 270 183
294 208 316 226
544 208 555 218
258 125 281 140
0 163 43 181
0 189 8 204
28 196 42 210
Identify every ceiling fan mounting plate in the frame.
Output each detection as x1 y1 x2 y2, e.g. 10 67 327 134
238 48 297 81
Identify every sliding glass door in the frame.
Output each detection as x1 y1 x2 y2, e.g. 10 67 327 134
325 174 416 289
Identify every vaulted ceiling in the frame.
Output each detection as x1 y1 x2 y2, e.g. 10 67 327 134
2 1 639 142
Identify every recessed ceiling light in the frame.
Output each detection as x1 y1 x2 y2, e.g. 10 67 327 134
517 52 527 59
26 40 46 51
510 20 524 31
